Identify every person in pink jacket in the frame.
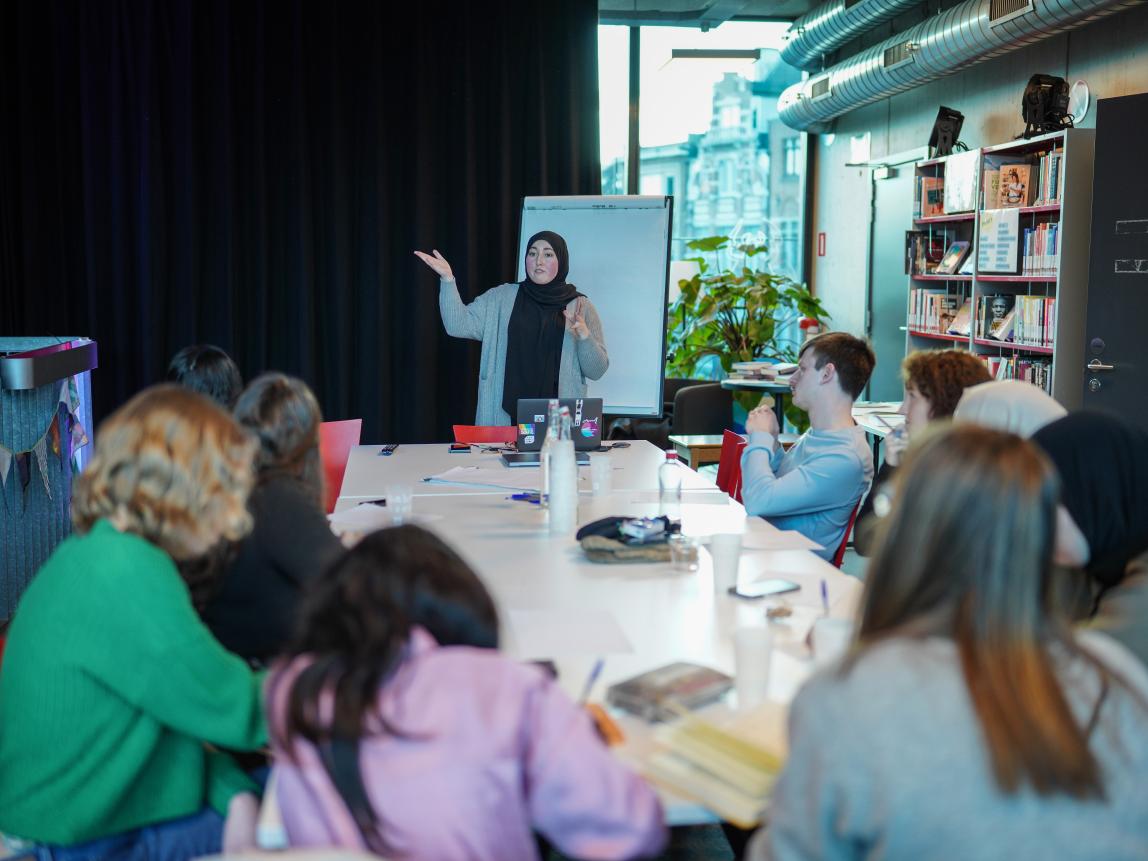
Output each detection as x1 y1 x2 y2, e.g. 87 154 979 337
266 524 667 861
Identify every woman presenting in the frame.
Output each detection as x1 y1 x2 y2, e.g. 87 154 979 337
415 231 609 425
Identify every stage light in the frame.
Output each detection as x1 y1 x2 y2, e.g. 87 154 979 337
928 106 965 158
1021 74 1073 139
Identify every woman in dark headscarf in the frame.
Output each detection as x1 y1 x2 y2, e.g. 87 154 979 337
416 232 609 425
1034 411 1148 665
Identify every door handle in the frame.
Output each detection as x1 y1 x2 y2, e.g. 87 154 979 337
1087 359 1115 372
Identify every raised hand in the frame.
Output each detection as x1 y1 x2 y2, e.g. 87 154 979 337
563 297 590 341
413 249 455 282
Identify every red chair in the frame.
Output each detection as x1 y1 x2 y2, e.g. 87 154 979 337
319 419 363 514
453 425 517 445
832 498 864 569
715 429 747 503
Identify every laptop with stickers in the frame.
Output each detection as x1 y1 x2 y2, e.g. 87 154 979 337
501 397 603 467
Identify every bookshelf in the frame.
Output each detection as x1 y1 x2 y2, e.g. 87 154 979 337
902 130 1094 407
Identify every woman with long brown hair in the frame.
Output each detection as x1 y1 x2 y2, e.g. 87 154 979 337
203 373 343 663
750 425 1148 859
266 524 666 860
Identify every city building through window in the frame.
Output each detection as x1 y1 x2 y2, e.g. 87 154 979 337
599 23 808 283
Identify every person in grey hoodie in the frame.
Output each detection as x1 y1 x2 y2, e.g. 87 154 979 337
416 231 608 426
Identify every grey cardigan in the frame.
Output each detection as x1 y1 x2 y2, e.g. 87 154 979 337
439 279 609 425
751 631 1148 861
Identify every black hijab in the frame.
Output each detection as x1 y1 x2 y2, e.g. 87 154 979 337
501 231 584 418
1033 411 1148 587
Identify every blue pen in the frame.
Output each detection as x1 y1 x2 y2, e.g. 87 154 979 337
820 579 830 615
579 658 605 705
508 492 541 504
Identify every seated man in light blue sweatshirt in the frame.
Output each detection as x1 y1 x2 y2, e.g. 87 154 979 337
741 332 875 561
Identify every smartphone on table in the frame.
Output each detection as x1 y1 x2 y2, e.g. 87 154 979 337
729 578 801 600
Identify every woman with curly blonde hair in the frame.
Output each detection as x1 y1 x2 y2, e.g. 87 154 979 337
0 385 268 859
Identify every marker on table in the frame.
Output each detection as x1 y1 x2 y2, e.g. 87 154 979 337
820 578 830 616
579 658 605 705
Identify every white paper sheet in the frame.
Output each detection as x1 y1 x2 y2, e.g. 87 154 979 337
424 466 542 492
731 531 825 552
507 609 634 659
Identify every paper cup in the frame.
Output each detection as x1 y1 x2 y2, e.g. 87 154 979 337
709 533 742 593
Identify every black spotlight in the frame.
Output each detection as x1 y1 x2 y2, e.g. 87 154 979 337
928 106 965 158
1021 74 1073 139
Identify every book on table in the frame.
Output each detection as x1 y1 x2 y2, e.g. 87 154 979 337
640 704 787 829
606 662 733 722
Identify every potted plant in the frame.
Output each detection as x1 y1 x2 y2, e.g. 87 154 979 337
666 235 830 430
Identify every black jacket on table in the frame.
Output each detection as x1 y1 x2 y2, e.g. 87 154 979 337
204 474 343 662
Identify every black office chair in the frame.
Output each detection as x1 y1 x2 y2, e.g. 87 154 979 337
609 379 732 451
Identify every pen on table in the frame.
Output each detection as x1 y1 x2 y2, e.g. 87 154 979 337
508 492 541 504
820 578 830 616
874 415 894 430
378 444 399 456
579 658 605 705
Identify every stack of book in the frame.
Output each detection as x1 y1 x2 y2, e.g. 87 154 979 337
643 712 785 829
1021 222 1060 276
1012 295 1057 348
727 362 797 382
909 288 963 334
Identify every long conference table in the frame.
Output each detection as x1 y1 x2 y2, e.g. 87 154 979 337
332 439 862 825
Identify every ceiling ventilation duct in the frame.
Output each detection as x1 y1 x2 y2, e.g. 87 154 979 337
781 0 927 71
778 0 1142 132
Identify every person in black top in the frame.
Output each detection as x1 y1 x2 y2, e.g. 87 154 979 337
167 344 243 410
203 373 343 663
853 350 990 556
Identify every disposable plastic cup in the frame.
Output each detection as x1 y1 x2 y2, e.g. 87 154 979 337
709 533 742 593
735 624 773 709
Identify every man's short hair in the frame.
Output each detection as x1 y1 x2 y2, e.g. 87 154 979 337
798 332 875 401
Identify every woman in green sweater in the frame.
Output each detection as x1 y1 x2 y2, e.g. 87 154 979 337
0 385 268 858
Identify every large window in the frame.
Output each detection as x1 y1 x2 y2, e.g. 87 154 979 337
599 23 808 283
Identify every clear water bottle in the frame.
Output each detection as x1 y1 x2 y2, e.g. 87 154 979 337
539 398 561 509
659 450 683 507
548 406 578 534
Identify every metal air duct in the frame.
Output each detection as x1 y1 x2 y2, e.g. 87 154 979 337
778 0 1143 132
782 0 927 71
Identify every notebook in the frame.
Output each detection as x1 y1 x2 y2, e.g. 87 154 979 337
501 397 602 467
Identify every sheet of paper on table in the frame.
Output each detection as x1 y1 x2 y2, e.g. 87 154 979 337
739 531 824 552
425 466 542 492
507 609 634 659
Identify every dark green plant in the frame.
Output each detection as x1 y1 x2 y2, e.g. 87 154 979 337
666 235 830 429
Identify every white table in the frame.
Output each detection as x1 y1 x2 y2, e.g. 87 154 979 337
333 440 861 825
334 440 858 696
337 440 720 499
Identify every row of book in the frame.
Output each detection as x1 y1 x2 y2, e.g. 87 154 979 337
1021 222 1060 276
1033 148 1065 206
908 288 964 334
980 355 1053 393
907 291 1057 348
981 147 1065 210
916 176 945 219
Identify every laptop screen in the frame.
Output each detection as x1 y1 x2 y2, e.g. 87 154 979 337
516 398 603 451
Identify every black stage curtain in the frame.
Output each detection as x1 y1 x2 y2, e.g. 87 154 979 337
0 0 601 442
